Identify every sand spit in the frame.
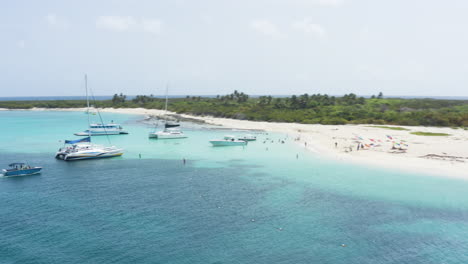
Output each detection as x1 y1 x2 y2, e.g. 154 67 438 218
5 107 468 179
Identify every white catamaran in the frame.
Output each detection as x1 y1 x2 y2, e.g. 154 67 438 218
74 122 128 136
75 96 128 136
56 75 124 161
55 137 124 161
148 86 187 139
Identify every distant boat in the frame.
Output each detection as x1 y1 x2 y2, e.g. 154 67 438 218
55 137 124 161
74 122 128 136
75 92 128 136
149 122 188 139
210 136 248 146
149 85 187 139
2 163 42 177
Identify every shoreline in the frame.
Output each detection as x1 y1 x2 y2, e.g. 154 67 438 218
2 107 468 179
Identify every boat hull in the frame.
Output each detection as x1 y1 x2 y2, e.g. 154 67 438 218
55 151 124 161
74 131 128 136
239 138 256 141
148 132 187 139
209 140 247 146
2 167 42 177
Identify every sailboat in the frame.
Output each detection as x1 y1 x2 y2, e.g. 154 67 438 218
55 75 124 161
75 106 128 136
148 86 187 139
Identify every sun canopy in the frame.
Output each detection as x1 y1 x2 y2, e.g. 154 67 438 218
9 163 26 166
65 137 91 144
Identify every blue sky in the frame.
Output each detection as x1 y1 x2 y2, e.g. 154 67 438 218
1 0 468 96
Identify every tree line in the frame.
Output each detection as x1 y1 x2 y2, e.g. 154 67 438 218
1 91 467 127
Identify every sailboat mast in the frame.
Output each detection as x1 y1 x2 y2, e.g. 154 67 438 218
163 84 169 131
164 84 169 115
85 74 91 137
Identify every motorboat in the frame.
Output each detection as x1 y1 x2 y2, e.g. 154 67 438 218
210 136 248 146
149 123 187 139
55 137 124 161
149 129 187 139
75 123 128 136
2 163 42 177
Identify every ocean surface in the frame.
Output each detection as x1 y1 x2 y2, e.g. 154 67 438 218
1 110 468 263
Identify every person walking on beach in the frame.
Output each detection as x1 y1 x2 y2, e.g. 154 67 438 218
335 142 338 148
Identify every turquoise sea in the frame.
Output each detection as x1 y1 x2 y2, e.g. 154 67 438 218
1 110 468 264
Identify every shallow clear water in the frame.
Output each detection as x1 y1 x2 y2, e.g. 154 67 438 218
1 111 468 263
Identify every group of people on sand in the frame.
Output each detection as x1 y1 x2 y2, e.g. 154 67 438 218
337 140 408 154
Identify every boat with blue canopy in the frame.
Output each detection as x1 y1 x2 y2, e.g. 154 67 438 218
2 163 42 177
55 137 124 161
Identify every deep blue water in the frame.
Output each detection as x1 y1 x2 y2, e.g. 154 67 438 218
1 111 468 263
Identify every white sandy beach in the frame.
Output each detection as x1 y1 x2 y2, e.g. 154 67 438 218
3 107 468 178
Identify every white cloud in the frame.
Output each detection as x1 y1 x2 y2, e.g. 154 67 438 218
141 19 162 34
96 16 162 34
251 19 284 38
358 26 370 40
45 13 69 29
18 40 25 49
316 0 343 7
283 0 343 7
200 15 214 24
46 14 57 25
292 19 325 38
96 16 136 32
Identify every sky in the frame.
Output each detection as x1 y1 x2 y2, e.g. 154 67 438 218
1 0 468 97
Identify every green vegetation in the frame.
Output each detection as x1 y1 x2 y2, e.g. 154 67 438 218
1 91 467 127
367 126 409 131
410 132 451 136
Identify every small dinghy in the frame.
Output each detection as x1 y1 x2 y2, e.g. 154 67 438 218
2 163 42 177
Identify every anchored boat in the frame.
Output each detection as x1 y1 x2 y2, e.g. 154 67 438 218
57 75 124 161
75 123 128 136
149 122 187 139
55 137 123 161
210 136 248 146
74 78 128 136
148 85 187 139
2 163 42 177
